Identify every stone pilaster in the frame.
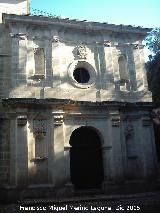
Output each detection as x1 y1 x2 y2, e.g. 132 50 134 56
10 33 19 88
138 46 149 90
16 115 28 187
126 46 137 91
110 111 124 182
140 117 157 178
104 44 115 90
102 146 112 183
10 117 17 186
45 39 53 87
52 36 61 89
111 46 120 92
18 35 27 77
64 145 73 186
47 116 55 185
132 45 145 91
53 113 65 186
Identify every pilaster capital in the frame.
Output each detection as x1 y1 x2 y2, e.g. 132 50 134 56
53 112 64 126
104 40 112 47
17 115 27 126
9 33 27 40
109 111 120 126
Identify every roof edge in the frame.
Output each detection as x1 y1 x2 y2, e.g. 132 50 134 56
2 13 152 35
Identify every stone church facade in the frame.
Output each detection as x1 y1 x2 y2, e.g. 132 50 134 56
0 0 158 202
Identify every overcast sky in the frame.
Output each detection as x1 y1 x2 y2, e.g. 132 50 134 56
31 0 159 28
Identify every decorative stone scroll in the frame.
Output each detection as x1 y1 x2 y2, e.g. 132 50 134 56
17 115 27 126
33 119 47 139
124 124 134 138
76 44 87 59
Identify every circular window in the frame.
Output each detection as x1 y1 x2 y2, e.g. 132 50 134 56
68 61 97 89
73 68 90 83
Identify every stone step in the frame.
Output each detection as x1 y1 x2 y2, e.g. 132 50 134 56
22 191 160 205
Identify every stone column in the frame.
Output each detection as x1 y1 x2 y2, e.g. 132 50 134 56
110 111 124 182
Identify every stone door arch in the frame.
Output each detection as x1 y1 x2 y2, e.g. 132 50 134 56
69 126 104 189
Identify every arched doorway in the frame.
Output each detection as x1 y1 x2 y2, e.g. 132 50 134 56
69 126 104 190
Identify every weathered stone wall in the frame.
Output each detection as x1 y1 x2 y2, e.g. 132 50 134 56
0 13 156 201
0 0 29 23
0 100 156 190
0 24 11 98
1 14 152 102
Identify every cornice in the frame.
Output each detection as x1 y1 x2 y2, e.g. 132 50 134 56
2 98 153 110
3 14 151 36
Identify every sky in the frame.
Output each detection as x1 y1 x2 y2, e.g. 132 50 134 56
30 0 160 28
30 0 159 61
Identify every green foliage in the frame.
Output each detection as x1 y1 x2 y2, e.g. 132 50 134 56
146 52 160 106
145 27 160 106
145 28 160 55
